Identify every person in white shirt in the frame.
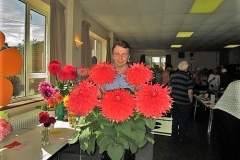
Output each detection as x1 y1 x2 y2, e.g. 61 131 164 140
213 80 240 160
208 68 220 91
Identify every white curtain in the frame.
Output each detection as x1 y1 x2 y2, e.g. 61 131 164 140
50 0 66 66
81 20 91 68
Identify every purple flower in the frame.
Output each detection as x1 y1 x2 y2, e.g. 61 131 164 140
38 81 52 92
38 81 55 99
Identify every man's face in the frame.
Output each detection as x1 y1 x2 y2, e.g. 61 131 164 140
112 45 130 68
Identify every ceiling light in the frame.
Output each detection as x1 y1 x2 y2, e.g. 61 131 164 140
176 32 194 38
189 0 224 13
171 45 182 48
224 45 240 48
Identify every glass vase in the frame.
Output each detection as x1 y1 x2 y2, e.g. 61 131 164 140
68 111 76 127
41 125 50 145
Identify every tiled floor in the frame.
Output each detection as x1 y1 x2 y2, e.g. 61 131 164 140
153 106 221 160
50 106 221 160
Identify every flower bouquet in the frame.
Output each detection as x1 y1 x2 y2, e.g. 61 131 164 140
67 63 173 160
0 111 12 141
39 112 56 145
37 60 82 120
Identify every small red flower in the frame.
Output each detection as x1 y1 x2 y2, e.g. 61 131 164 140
89 62 117 86
135 84 172 118
48 60 61 75
68 80 98 116
39 112 50 124
100 88 135 122
125 63 153 87
78 64 88 76
58 65 77 81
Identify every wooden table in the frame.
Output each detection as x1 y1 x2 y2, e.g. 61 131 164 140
0 121 77 160
194 95 215 136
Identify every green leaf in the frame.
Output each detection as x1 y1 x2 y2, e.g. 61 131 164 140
98 136 114 150
36 105 48 111
130 129 145 144
138 137 148 148
0 111 9 120
107 143 124 160
68 134 80 144
115 121 131 137
115 137 129 149
146 135 155 144
79 127 91 141
144 118 156 130
129 143 138 154
86 135 96 154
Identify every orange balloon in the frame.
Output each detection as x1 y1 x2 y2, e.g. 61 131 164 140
0 31 5 48
0 78 13 106
0 48 23 76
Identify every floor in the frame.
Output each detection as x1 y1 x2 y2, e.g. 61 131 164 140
152 107 221 160
50 105 221 160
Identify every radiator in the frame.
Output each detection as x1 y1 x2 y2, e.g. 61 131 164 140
9 109 41 131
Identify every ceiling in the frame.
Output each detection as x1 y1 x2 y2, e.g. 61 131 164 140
79 0 240 52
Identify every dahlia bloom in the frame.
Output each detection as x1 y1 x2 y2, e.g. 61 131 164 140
58 65 77 81
89 62 117 86
100 88 135 122
135 84 172 118
67 80 98 116
38 81 55 100
0 119 12 141
48 60 61 75
78 64 88 76
125 63 153 87
39 112 56 127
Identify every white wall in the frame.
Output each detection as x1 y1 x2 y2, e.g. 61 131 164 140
133 50 219 72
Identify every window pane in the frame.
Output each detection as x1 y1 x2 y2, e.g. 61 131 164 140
0 0 26 99
30 10 46 73
29 78 46 96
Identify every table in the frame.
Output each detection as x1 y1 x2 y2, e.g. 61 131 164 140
194 95 215 136
0 121 77 160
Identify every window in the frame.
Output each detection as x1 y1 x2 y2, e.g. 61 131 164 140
89 31 107 63
146 56 166 69
0 0 49 103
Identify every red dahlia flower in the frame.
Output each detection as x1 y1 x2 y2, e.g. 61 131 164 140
39 112 50 124
58 65 77 81
135 84 172 118
125 63 153 87
78 64 88 76
89 62 116 86
100 88 135 122
48 60 61 75
68 80 98 116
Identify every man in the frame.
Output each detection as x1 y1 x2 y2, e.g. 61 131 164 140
104 40 132 90
169 61 194 142
103 40 135 160
161 63 173 86
208 68 220 91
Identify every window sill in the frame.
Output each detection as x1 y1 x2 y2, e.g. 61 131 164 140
0 97 44 117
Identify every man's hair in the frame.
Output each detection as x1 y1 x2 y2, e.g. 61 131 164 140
178 61 189 71
112 40 132 53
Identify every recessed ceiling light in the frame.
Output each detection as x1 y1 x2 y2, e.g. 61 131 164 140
189 0 224 13
224 45 240 48
176 32 194 38
171 45 182 48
